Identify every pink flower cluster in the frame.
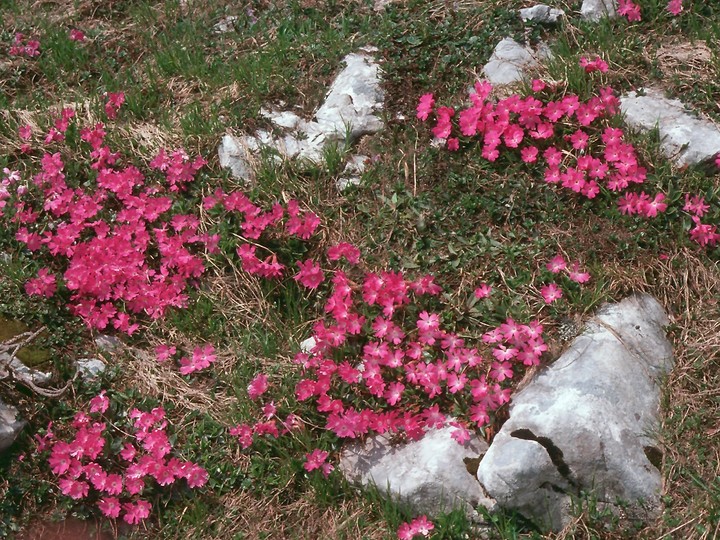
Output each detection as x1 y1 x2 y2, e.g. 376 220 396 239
617 0 684 20
231 242 548 459
4 96 215 334
9 33 40 57
36 394 208 524
419 71 718 249
397 515 434 539
155 343 217 375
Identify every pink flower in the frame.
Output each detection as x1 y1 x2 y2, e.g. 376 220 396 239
58 478 89 500
473 283 492 299
520 145 538 163
326 242 361 264
416 93 435 121
398 515 435 539
667 0 683 16
617 0 641 21
230 424 254 449
683 194 710 217
304 449 330 472
247 373 269 400
446 137 459 151
104 92 125 120
540 283 563 304
450 423 471 445
155 344 176 362
532 79 546 92
546 254 566 273
89 390 109 414
25 268 56 297
579 56 609 74
294 259 325 289
567 262 591 284
70 29 85 42
122 500 151 525
97 497 121 519
184 464 208 488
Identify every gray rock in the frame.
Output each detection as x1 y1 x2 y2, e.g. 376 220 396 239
314 51 384 142
482 38 544 87
94 334 122 353
0 400 25 452
7 356 52 386
620 88 720 167
218 134 260 182
519 4 565 23
76 358 106 379
219 50 383 181
340 424 495 519
336 155 368 192
213 15 238 33
580 0 617 21
476 295 672 531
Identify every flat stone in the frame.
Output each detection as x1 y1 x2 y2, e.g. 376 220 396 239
476 295 672 531
336 155 369 192
94 334 122 353
260 108 303 130
620 87 720 167
340 424 494 519
7 357 52 386
0 400 25 452
219 50 383 181
519 4 565 23
76 358 106 379
213 15 238 33
314 52 384 142
482 38 546 87
580 0 617 21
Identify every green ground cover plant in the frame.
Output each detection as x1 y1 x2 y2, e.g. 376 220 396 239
0 1 719 539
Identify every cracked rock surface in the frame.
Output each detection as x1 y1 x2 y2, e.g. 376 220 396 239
620 87 720 168
339 423 494 519
476 294 673 530
0 399 25 452
218 49 383 182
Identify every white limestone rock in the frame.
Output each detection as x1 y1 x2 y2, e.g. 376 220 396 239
219 50 383 181
519 4 565 23
620 88 720 167
340 424 495 519
0 400 25 452
336 155 369 192
482 38 549 87
213 15 238 33
476 295 672 531
76 358 106 379
580 0 617 21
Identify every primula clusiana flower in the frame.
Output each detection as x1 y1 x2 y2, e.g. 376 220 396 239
579 56 609 74
617 0 641 21
474 283 492 298
567 262 591 284
69 29 85 42
398 515 434 539
303 449 330 473
541 283 563 304
247 373 269 400
97 497 121 518
122 500 151 524
89 391 109 414
546 254 566 273
667 0 683 15
24 268 56 297
155 344 176 362
416 93 435 121
294 259 325 289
